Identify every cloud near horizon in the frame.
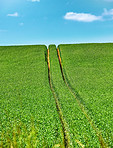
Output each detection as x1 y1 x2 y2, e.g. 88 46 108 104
7 12 18 17
64 9 113 22
28 0 40 2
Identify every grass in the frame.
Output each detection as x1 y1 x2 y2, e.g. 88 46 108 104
0 43 112 147
47 48 70 148
59 43 113 147
49 45 100 147
0 45 63 147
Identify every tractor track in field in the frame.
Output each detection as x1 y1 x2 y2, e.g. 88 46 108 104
47 49 70 148
57 48 108 148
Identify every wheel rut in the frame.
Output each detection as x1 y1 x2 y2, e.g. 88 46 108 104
47 49 70 148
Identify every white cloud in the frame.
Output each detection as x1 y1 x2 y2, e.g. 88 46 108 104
102 8 113 16
64 9 113 22
102 9 113 20
64 12 102 22
7 12 18 17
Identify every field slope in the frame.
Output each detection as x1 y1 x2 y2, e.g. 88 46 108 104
0 45 62 147
0 43 112 147
59 43 113 147
49 45 101 147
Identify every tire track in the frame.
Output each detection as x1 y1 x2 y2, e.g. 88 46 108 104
47 49 71 148
57 47 108 148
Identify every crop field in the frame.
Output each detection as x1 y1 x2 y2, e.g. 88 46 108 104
58 43 113 147
0 43 113 147
0 45 63 147
49 45 100 147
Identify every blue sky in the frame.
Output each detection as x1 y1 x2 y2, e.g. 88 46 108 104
0 0 113 46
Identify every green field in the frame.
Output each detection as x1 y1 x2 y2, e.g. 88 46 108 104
58 43 113 147
0 46 62 147
0 43 113 147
